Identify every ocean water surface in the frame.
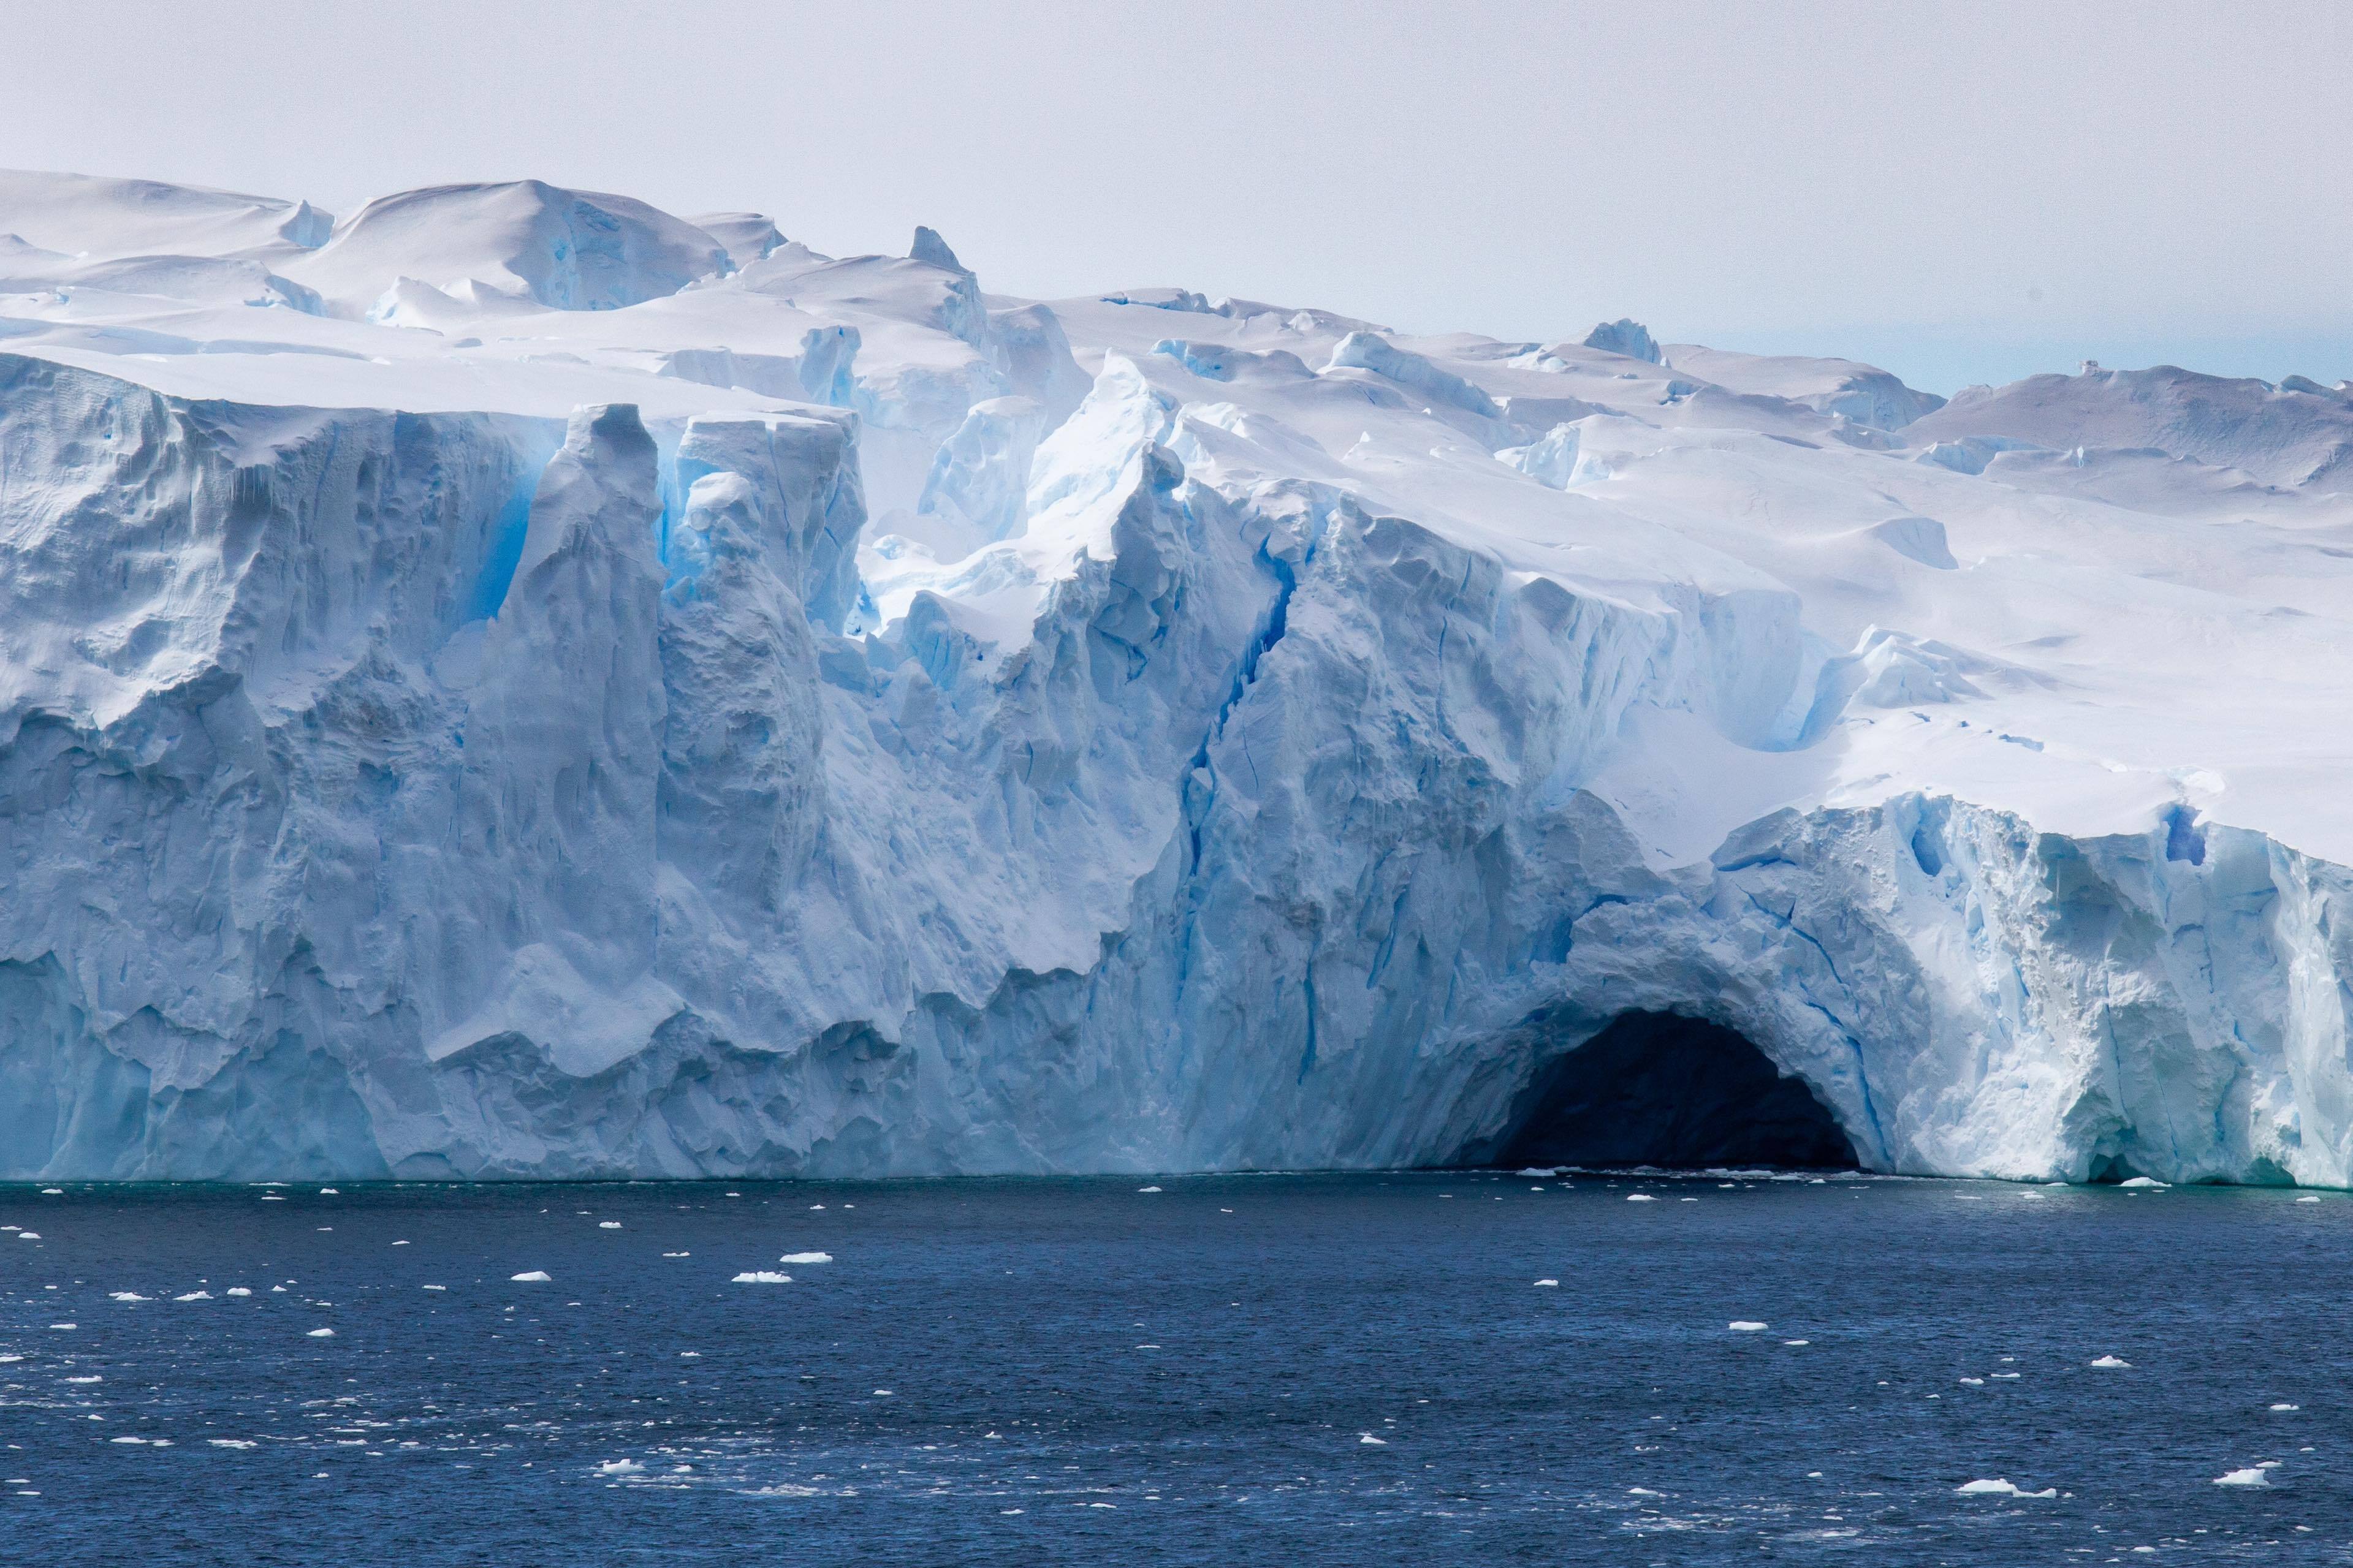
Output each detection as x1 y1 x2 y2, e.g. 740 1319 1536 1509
2 1172 2347 1565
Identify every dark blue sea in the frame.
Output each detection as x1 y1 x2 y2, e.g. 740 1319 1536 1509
2 1172 2346 1565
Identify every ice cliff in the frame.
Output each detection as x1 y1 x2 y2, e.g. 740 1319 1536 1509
2 169 2350 1183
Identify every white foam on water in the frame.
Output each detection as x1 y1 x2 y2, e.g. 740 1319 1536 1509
2297 1196 2321 1203
63 1375 100 1384
208 1440 256 1450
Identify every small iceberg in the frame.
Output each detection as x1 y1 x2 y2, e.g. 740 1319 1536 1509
226 1287 251 1297
2213 1467 2272 1488
1533 1278 1560 1287
306 1328 335 1338
598 1222 621 1230
2118 1177 2169 1189
732 1271 792 1284
109 1292 149 1302
1956 1478 2055 1497
1358 1433 1387 1445
1625 1194 1658 1203
1728 1321 1768 1332
510 1271 551 1282
2270 1403 2300 1412
596 1460 644 1475
174 1291 212 1302
778 1252 832 1264
1137 1186 1163 1193
2089 1355 2132 1369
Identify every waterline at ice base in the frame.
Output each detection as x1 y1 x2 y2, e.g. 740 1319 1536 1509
2 169 2349 1184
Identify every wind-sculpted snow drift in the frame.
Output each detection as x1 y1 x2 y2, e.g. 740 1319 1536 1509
2 170 2350 1183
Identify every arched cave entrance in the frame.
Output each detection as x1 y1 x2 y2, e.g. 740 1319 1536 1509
1492 1011 1858 1170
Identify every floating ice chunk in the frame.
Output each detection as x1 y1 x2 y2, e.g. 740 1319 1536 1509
599 1222 622 1229
1534 1278 1560 1287
422 1285 446 1292
2270 1403 2300 1411
511 1271 551 1282
110 1292 148 1301
661 1252 690 1258
2296 1196 2320 1203
17 1232 39 1240
1956 1478 2054 1496
1728 1321 1768 1331
306 1328 335 1338
48 1323 74 1330
1137 1186 1163 1193
596 1460 644 1475
1958 1377 1985 1385
2089 1355 2132 1369
873 1389 894 1396
679 1351 700 1358
2213 1467 2271 1487
174 1291 212 1301
392 1241 409 1246
1626 1194 1658 1203
319 1189 338 1195
1358 1433 1387 1445
109 1437 150 1445
2118 1177 2169 1189
732 1271 791 1284
1516 1167 1562 1178
64 1375 101 1384
778 1252 832 1264
226 1287 251 1297
40 1188 62 1195
1627 1486 1662 1497
1782 1339 1809 1346
261 1195 284 1202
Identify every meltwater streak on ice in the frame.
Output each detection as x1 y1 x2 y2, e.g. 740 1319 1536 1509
3 1176 2351 1566
1 170 2351 1184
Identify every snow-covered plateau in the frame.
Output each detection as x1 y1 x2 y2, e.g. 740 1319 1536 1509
2 169 2350 1183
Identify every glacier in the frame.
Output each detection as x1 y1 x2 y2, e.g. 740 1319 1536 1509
1 167 2351 1183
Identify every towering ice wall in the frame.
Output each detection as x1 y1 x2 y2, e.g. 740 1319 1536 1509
1 172 2349 1182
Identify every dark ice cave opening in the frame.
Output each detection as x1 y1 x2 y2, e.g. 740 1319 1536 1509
1491 1011 1860 1171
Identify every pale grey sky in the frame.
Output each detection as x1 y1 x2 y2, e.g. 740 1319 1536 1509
4 0 2345 392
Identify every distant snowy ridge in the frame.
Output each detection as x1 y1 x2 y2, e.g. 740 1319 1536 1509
1 169 2349 1183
